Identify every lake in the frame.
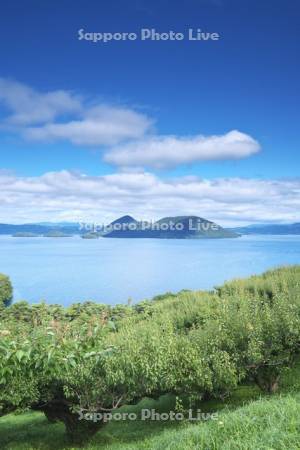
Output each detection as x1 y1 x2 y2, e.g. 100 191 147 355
0 234 300 306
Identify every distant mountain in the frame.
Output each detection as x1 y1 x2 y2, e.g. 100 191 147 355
103 215 239 239
110 215 138 226
232 223 300 235
102 215 141 238
0 223 79 235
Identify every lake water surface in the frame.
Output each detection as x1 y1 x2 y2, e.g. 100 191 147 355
0 235 300 306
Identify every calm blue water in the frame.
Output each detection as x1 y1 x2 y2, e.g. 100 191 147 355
0 235 300 306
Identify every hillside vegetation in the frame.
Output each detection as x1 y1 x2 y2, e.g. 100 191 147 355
0 266 300 448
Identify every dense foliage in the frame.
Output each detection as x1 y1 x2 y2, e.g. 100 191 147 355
0 273 13 307
0 266 300 444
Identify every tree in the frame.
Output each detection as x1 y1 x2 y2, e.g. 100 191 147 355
0 274 13 307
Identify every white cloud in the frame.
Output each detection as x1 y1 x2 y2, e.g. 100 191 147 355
1 170 299 226
0 78 152 146
0 78 82 125
24 106 152 146
0 79 261 167
105 130 260 168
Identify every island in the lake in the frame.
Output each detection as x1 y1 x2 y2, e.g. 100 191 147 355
101 215 239 239
81 232 101 239
12 232 40 238
43 231 73 238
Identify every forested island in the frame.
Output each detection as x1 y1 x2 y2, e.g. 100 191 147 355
100 215 239 239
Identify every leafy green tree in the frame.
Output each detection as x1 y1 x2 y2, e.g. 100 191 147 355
0 274 13 307
213 271 300 393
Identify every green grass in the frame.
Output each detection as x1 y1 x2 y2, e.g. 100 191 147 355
1 393 300 450
1 363 300 450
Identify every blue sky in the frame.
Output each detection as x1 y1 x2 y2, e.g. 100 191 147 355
0 0 299 225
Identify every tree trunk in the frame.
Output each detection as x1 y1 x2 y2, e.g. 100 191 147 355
41 402 105 445
253 368 280 394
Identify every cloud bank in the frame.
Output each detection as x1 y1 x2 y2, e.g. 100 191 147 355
1 170 299 226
